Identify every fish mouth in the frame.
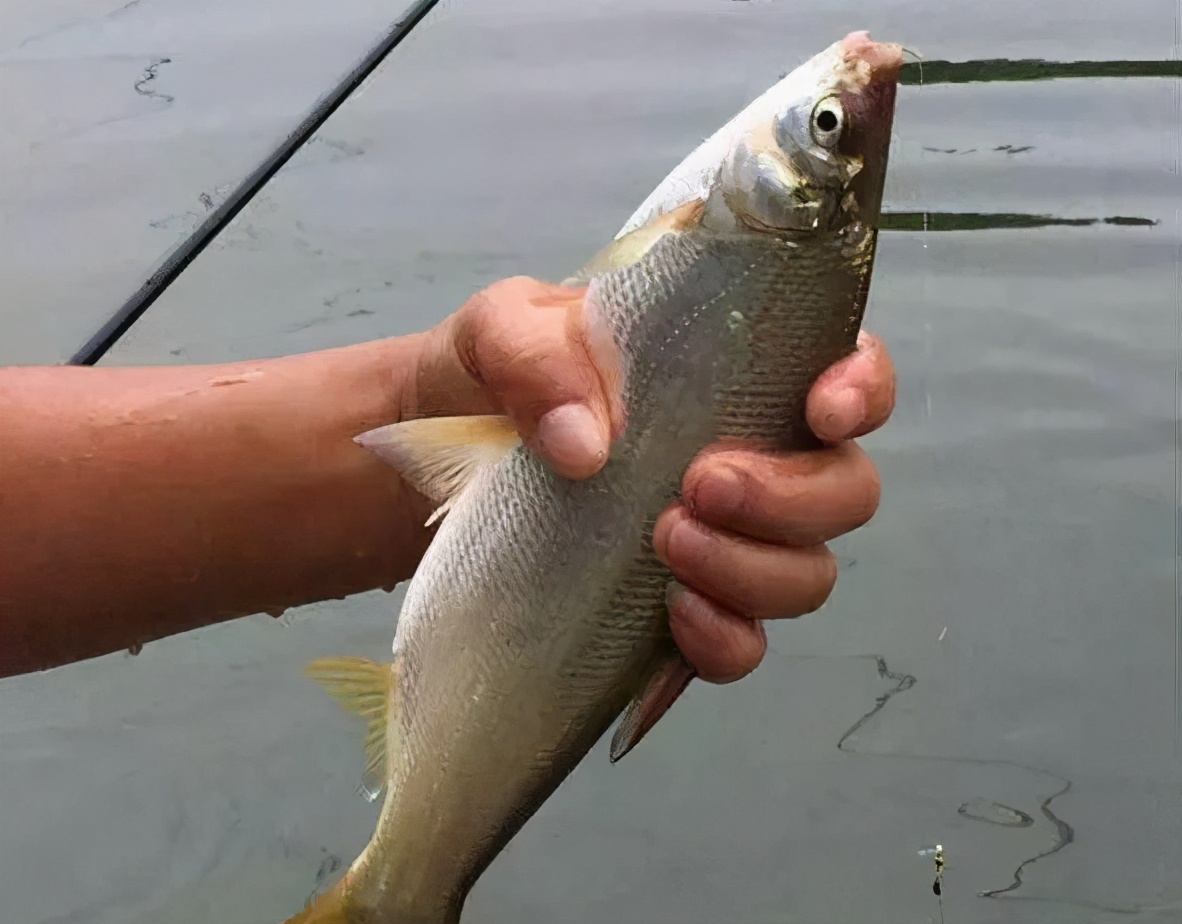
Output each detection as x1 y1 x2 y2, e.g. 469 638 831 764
834 31 902 228
835 32 902 328
840 30 905 83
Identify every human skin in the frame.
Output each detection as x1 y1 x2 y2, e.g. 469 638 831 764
0 276 894 681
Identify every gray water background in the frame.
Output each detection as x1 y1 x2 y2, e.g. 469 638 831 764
1 1 1179 921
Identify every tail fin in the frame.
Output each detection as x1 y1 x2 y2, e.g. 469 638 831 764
281 877 350 924
280 875 463 924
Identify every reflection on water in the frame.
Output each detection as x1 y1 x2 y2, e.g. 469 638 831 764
882 212 1160 231
902 57 1182 85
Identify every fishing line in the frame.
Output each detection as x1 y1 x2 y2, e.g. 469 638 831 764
919 844 947 924
900 46 925 87
1172 0 1181 758
932 844 946 924
67 0 442 366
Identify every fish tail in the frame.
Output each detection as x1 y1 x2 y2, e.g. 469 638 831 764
281 874 464 924
280 876 351 924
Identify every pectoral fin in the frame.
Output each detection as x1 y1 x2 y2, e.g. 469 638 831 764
563 197 706 285
610 654 698 762
305 656 398 799
355 414 521 526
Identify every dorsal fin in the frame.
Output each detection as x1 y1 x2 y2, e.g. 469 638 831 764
563 197 706 285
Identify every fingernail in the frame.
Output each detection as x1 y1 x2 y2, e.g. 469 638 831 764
665 579 695 613
666 580 713 630
823 387 866 439
532 403 607 477
691 464 745 520
659 515 710 570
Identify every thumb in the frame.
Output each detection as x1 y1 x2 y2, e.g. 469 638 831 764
446 276 624 480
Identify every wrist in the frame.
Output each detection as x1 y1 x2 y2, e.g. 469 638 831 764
329 333 439 584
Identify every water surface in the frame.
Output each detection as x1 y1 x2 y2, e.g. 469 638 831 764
1 2 1178 922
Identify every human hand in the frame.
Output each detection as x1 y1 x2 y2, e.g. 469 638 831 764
407 277 895 682
652 331 895 683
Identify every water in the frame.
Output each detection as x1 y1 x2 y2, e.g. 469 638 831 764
1 1 1179 922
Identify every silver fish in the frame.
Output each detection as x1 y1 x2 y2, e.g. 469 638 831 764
286 30 902 924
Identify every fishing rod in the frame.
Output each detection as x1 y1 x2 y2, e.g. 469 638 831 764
67 0 442 367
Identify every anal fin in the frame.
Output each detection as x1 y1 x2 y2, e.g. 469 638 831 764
304 656 398 799
610 654 697 763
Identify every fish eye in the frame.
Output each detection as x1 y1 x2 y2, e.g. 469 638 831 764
810 97 844 148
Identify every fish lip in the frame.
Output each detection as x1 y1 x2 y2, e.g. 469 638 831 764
840 30 905 85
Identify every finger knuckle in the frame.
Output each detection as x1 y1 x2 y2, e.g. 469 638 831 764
450 304 489 386
489 274 534 296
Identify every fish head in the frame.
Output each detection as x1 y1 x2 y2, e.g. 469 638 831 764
713 30 902 236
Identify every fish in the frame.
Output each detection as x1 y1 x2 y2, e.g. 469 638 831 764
284 30 902 924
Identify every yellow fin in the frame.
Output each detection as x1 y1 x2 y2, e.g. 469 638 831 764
281 874 350 924
563 197 705 285
355 414 521 526
305 656 397 796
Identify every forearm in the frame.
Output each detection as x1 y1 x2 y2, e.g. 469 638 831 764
0 337 434 678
